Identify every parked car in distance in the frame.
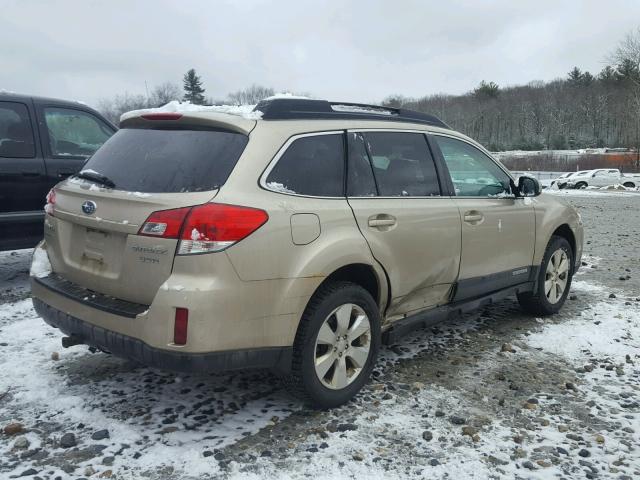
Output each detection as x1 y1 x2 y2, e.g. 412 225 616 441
0 92 117 250
30 98 583 408
566 168 640 189
550 170 591 189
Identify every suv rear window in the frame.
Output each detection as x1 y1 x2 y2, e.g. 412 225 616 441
81 128 248 193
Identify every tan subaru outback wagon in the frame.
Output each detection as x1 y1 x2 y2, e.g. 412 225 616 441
30 98 583 408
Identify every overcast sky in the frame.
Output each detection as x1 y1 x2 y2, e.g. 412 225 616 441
2 0 639 108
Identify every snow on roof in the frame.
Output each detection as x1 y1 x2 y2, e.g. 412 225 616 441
120 93 313 124
121 100 262 123
263 92 312 101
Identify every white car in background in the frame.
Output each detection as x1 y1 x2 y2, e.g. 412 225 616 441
566 169 639 189
550 171 591 189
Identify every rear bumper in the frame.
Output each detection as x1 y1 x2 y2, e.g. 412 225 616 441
33 297 292 373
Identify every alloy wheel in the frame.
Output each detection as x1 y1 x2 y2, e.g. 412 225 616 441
545 248 569 304
314 303 371 390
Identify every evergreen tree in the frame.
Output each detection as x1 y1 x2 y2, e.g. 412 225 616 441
182 69 206 105
568 67 583 85
581 71 594 86
473 80 500 100
615 58 640 83
598 66 616 83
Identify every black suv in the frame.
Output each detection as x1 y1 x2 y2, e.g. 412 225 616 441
0 93 116 250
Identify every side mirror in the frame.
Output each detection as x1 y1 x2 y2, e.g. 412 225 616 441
517 176 541 197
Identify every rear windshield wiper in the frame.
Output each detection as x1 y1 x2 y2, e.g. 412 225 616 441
74 170 116 189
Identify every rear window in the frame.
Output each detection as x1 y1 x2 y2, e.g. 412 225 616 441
81 128 248 193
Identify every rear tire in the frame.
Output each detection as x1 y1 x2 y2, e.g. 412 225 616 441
517 235 573 316
574 181 587 189
623 182 635 188
285 281 381 409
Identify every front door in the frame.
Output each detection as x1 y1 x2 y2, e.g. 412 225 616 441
430 134 536 301
346 131 461 319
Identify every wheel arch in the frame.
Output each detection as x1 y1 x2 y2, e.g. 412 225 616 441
551 224 576 265
317 263 385 308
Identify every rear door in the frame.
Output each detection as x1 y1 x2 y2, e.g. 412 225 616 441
0 100 48 248
430 134 536 300
45 126 249 304
346 130 461 319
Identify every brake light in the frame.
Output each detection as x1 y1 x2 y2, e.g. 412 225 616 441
45 189 56 216
141 113 183 121
138 207 191 238
138 203 268 255
174 307 189 345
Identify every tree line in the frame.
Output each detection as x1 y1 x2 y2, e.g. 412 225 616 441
98 69 282 124
384 28 640 154
98 28 640 158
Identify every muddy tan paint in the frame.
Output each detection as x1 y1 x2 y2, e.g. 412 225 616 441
31 112 583 356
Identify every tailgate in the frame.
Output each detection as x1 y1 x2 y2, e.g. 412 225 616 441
44 181 217 305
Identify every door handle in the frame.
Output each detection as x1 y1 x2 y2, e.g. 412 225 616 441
58 170 75 179
368 215 397 229
463 211 484 224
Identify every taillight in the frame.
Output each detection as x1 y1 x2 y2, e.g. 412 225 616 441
138 207 191 238
174 308 189 345
138 203 268 255
45 189 56 216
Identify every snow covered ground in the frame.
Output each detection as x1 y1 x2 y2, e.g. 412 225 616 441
546 187 640 197
1 196 639 479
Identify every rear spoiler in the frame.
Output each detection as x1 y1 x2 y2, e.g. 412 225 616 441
119 111 257 135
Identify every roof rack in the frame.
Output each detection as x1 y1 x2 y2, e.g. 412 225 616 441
253 98 450 129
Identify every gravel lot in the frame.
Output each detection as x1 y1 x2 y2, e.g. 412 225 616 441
1 191 639 479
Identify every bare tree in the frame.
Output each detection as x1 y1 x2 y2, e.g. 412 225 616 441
150 82 181 106
227 85 275 105
609 27 640 73
98 93 149 125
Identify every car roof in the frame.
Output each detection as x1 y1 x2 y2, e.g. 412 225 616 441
120 98 463 139
0 91 94 109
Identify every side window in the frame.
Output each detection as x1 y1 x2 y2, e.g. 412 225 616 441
347 132 377 197
0 101 35 158
363 132 440 197
265 133 345 196
44 107 113 158
434 136 511 197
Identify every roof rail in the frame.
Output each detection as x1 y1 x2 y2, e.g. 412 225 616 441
253 98 450 129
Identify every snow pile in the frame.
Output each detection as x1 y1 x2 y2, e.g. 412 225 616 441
29 243 51 278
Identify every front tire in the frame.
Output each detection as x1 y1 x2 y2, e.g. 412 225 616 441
623 182 635 188
285 281 381 409
517 235 573 316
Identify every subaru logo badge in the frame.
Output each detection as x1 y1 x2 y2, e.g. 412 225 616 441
81 200 97 215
